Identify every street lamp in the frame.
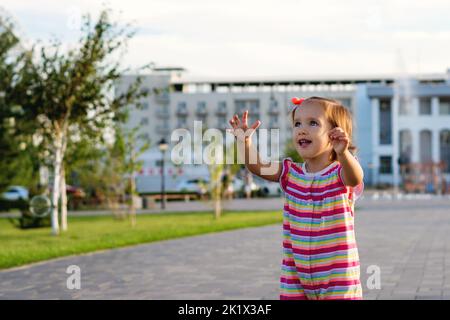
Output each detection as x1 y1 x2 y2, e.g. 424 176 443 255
158 138 168 210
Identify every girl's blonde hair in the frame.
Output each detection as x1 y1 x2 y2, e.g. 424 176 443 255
290 96 357 161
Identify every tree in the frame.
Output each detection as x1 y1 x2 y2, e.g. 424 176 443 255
204 133 243 219
62 127 106 225
0 11 40 193
21 9 150 235
124 126 150 226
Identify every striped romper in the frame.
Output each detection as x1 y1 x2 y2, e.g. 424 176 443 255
278 158 364 300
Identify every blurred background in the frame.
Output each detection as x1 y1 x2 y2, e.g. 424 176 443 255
0 0 450 300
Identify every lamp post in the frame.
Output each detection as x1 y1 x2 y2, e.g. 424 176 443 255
158 138 168 210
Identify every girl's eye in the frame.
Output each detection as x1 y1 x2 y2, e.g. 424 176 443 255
294 121 301 127
310 121 318 126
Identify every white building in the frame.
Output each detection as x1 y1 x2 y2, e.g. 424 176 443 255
116 68 450 191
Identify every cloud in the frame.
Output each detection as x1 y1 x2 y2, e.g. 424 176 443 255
2 0 450 77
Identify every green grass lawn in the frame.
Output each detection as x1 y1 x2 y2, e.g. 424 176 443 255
0 210 281 270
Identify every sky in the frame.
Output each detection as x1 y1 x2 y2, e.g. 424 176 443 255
2 0 450 78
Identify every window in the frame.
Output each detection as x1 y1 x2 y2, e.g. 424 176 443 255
249 100 259 113
217 116 227 129
399 97 412 115
140 117 149 125
379 99 392 145
139 132 150 141
269 115 278 127
399 130 412 164
379 156 392 174
177 118 187 128
338 98 351 109
439 98 450 115
440 130 450 173
177 102 188 116
419 98 431 115
419 130 432 163
217 101 227 114
234 99 259 124
235 101 246 114
270 97 278 108
197 102 207 114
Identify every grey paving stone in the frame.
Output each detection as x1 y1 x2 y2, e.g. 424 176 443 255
2 197 450 300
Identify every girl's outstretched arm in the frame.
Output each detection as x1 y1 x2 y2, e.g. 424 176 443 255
337 150 364 187
229 110 282 182
329 127 364 187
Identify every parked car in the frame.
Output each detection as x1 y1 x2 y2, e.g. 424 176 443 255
0 186 29 212
175 178 209 196
66 185 86 198
254 177 282 197
232 177 260 197
49 185 86 198
0 186 29 201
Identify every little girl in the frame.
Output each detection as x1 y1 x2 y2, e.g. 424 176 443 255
229 96 364 300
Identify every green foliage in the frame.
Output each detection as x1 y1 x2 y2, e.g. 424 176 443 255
21 9 150 152
0 13 40 192
283 139 303 163
0 8 152 232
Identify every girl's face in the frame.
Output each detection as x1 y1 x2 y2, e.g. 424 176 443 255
292 102 334 161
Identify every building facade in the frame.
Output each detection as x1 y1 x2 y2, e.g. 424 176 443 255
116 68 450 189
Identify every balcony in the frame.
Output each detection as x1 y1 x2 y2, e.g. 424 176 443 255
217 122 229 130
250 110 260 117
156 108 170 119
196 103 208 116
216 109 227 116
156 125 171 135
216 102 227 116
154 91 170 104
176 108 188 117
268 106 279 115
176 122 189 130
268 121 279 129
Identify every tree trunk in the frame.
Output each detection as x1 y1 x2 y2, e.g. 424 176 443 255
129 147 137 227
214 173 222 219
51 132 62 236
214 195 221 219
129 175 136 227
60 163 68 231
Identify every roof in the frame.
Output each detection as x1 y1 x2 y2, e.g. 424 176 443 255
172 71 450 86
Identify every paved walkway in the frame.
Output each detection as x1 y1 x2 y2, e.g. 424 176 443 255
1 197 450 299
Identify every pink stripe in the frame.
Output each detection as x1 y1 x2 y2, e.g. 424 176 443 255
287 179 344 194
321 164 340 176
295 261 360 274
280 294 307 300
289 225 354 237
281 278 360 289
290 243 357 255
284 203 351 218
284 187 347 201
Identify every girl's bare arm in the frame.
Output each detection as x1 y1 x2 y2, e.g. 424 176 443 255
229 111 282 182
336 150 364 187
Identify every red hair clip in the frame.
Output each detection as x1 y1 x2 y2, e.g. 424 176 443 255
291 97 305 105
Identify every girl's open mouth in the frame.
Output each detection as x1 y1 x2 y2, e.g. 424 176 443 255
298 139 312 148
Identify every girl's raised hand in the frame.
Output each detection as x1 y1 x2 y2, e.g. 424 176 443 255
328 127 349 155
228 110 261 142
